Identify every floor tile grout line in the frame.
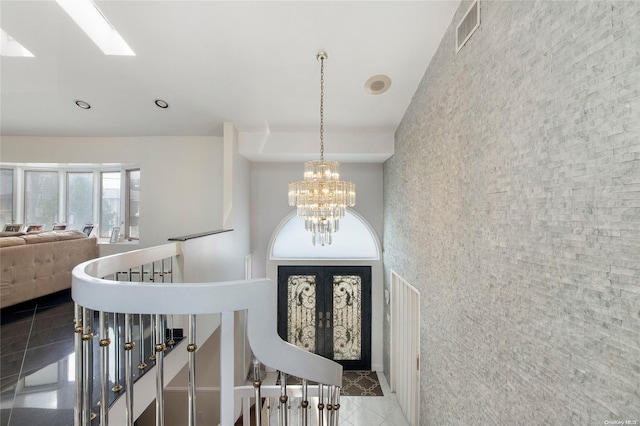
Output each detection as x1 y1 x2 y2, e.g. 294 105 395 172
6 303 38 426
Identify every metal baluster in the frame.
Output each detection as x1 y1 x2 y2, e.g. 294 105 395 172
155 313 166 426
159 259 165 283
301 379 308 426
327 385 333 426
81 307 94 425
99 311 110 425
278 372 288 426
329 385 339 426
149 314 157 362
333 387 341 426
252 358 262 426
112 313 123 392
165 257 175 348
124 313 135 426
138 314 147 370
187 315 197 426
73 303 83 426
266 397 272 426
168 315 175 347
317 384 324 426
111 273 124 395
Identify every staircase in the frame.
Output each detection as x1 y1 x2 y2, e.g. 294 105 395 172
71 232 342 425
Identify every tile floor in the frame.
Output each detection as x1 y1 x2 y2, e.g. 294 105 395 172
1 291 409 426
338 380 409 426
258 369 408 426
1 291 78 426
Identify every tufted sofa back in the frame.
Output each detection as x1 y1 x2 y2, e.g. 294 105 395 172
1 231 98 308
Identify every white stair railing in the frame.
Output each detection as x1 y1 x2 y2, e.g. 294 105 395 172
72 241 342 426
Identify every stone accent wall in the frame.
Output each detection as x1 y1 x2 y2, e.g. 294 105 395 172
383 1 640 424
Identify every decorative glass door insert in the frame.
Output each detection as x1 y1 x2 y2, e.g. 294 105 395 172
332 275 362 361
278 266 371 370
286 275 317 353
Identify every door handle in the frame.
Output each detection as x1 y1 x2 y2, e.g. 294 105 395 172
317 312 332 328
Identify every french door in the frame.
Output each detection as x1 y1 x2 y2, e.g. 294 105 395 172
277 266 371 370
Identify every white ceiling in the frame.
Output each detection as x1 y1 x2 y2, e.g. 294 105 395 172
1 0 459 161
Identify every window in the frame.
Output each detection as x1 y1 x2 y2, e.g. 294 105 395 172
0 163 139 242
67 172 94 230
25 170 59 230
126 169 140 239
272 211 379 259
0 168 14 225
100 171 121 238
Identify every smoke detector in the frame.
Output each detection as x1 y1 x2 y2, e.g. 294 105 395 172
365 74 391 95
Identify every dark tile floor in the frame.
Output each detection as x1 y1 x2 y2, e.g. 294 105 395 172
1 290 77 426
1 290 181 426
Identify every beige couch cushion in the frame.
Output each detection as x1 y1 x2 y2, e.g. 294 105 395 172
22 230 87 244
0 231 26 237
0 237 27 248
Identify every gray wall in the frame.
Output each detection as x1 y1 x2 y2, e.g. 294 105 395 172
383 1 639 424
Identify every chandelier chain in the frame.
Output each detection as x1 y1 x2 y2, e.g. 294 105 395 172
288 51 355 246
319 54 325 161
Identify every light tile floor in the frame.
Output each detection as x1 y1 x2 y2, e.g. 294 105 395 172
262 371 409 426
334 375 409 426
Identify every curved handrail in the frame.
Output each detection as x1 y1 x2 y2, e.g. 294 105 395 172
79 242 182 279
72 248 342 387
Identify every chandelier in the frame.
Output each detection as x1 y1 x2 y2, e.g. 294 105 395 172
288 52 356 246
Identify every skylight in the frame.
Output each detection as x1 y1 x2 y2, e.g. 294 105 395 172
56 0 135 56
0 29 34 57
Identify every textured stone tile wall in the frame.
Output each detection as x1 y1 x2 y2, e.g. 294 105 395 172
383 1 640 424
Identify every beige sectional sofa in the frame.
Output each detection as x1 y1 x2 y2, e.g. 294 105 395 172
1 230 98 308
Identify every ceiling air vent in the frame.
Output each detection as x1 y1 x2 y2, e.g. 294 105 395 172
456 0 480 54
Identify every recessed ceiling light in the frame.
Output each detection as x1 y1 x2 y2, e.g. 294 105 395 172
154 99 169 109
0 28 34 57
56 0 135 56
75 100 91 109
365 75 392 95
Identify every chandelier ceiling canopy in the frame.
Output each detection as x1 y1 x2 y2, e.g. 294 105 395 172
288 52 356 246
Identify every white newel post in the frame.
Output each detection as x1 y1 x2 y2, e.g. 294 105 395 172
220 310 235 425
